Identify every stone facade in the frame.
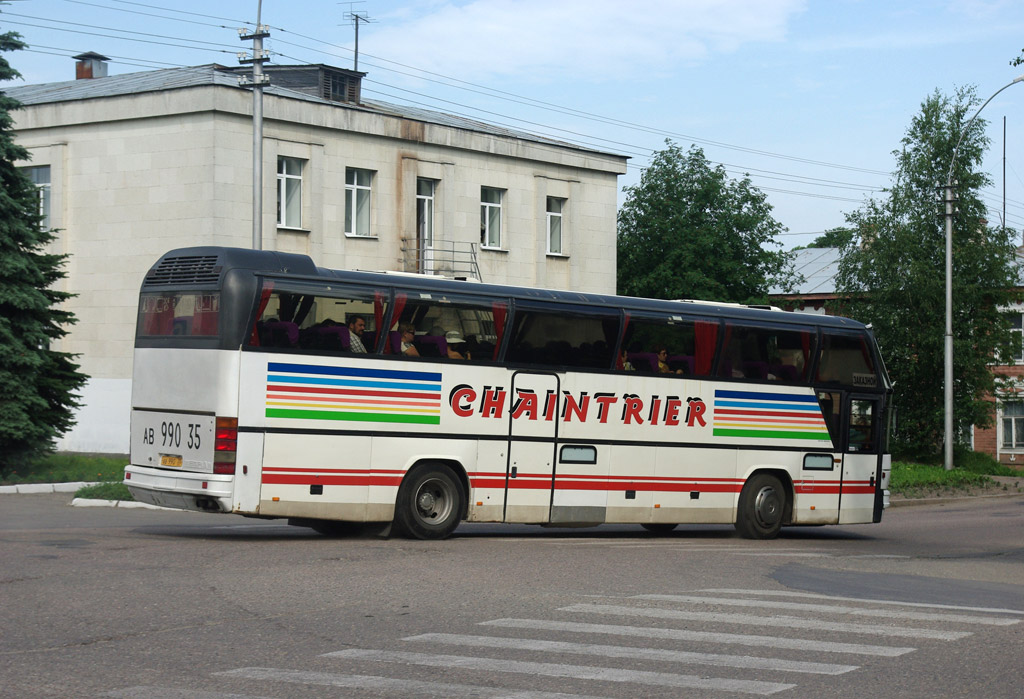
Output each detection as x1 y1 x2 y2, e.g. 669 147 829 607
9 64 628 453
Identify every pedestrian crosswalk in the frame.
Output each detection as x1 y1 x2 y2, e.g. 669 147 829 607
106 587 1022 698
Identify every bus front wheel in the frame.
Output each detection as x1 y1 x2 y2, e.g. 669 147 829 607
394 464 464 540
735 473 785 540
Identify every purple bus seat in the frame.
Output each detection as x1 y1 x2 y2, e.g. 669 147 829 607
316 325 351 351
415 335 448 357
629 352 659 373
263 320 298 348
669 355 694 374
388 331 402 354
742 361 769 380
772 364 799 381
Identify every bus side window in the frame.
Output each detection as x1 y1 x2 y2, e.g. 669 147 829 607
507 308 618 370
389 293 508 363
249 283 387 355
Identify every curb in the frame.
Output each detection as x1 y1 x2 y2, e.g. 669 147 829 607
889 491 1024 507
0 481 96 494
70 497 173 510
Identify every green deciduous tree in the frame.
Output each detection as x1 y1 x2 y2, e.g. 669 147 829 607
836 87 1020 459
0 30 87 473
616 141 794 303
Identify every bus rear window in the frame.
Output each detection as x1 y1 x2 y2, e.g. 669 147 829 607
138 292 220 337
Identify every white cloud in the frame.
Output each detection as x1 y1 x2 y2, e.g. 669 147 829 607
360 0 806 84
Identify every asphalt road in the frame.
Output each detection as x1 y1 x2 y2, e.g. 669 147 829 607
1 494 1022 698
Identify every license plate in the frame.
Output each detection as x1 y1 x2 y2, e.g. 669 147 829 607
132 411 216 472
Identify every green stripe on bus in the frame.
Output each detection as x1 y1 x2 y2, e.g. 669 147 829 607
713 428 830 441
266 408 440 425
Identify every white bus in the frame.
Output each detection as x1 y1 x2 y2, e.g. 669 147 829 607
125 247 892 540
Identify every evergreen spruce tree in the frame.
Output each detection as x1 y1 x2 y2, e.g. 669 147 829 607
0 30 87 473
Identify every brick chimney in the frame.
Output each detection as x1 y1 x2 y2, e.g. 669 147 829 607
73 52 109 79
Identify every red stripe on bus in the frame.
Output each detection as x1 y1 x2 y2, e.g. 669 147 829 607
266 392 441 407
716 409 825 419
266 385 441 401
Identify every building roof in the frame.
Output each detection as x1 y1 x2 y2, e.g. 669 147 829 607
5 64 624 160
770 245 1024 298
770 247 841 296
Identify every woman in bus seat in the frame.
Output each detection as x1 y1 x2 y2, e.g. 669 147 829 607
399 324 420 357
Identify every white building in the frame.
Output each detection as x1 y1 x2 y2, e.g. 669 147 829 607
9 58 627 454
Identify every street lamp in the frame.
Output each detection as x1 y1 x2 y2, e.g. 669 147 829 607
943 74 1024 471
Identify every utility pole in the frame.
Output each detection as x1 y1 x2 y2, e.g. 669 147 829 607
239 1 271 250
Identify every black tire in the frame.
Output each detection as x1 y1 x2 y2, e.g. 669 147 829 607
641 523 678 534
394 464 465 540
735 473 786 539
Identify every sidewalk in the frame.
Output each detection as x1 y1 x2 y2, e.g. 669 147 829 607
0 481 171 509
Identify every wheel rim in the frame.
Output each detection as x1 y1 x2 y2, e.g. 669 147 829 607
752 485 782 529
413 477 454 525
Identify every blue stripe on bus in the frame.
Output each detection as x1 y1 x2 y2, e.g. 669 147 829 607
267 375 442 392
714 400 821 412
714 390 818 403
267 362 442 383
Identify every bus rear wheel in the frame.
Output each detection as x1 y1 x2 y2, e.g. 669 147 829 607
394 464 464 540
735 473 785 540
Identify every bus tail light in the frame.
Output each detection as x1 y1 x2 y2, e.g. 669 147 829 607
213 417 238 474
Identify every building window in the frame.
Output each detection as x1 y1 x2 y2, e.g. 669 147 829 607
480 186 503 249
1010 312 1024 363
345 168 373 237
277 157 303 228
1002 401 1024 448
416 178 435 248
546 196 565 254
23 165 51 230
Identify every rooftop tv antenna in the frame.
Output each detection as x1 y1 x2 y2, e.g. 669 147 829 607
343 2 374 72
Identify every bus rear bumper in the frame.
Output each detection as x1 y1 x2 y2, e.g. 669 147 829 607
124 464 233 513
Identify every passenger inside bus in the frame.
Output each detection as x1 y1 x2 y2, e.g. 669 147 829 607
397 324 420 356
444 331 470 360
347 315 368 353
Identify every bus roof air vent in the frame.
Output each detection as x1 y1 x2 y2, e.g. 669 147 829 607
144 255 222 286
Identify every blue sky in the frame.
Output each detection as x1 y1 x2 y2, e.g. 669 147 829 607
4 0 1024 248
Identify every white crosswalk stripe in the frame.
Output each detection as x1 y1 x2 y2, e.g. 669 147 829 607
215 667 607 698
402 632 859 674
634 593 1022 625
559 602 974 640
479 617 915 656
701 588 1024 615
114 587 1017 697
323 648 797 695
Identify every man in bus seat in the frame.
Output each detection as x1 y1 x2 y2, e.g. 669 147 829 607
399 324 420 356
347 315 368 353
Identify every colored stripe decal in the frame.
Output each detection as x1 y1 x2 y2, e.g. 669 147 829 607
712 389 830 442
265 362 441 425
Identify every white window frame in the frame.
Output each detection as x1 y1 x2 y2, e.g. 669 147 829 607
345 167 374 237
277 157 303 229
1011 311 1024 364
480 186 503 249
23 165 51 230
546 196 566 255
1001 400 1024 449
416 178 435 248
